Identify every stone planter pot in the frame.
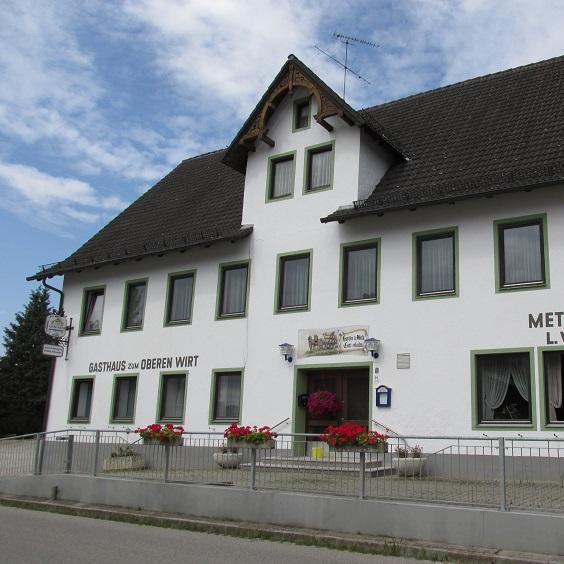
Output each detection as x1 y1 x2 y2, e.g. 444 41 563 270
395 457 427 477
227 439 276 450
330 442 388 453
102 455 146 472
143 437 183 446
213 452 243 469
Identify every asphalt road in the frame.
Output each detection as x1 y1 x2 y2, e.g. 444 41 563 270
0 506 434 564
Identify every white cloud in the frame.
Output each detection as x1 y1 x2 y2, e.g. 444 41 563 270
0 162 127 229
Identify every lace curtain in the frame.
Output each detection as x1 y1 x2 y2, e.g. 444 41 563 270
126 284 146 327
281 257 309 308
215 373 241 419
346 247 377 300
84 291 104 332
222 267 247 315
163 376 185 419
546 354 563 422
420 236 454 293
309 149 331 189
272 159 293 198
169 276 193 321
504 224 542 284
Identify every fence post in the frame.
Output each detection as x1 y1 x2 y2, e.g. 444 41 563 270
33 434 42 475
91 431 101 477
250 448 257 490
163 444 170 483
498 437 507 511
65 435 74 474
359 451 366 499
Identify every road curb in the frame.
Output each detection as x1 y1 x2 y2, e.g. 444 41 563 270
0 494 561 563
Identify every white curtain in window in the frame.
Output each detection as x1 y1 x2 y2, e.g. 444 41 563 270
222 267 247 314
216 374 241 419
116 379 135 418
164 377 185 419
310 149 331 189
346 247 377 300
84 292 104 332
127 284 146 327
546 354 563 421
481 355 529 419
170 276 193 321
272 159 293 198
76 382 92 419
281 257 309 307
420 237 454 293
504 224 542 284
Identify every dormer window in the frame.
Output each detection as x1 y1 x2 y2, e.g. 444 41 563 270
293 98 310 131
304 141 335 193
267 152 296 201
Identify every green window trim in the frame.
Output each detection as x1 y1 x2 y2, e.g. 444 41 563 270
493 213 550 293
156 371 188 424
338 238 381 307
163 269 197 327
537 346 564 430
292 96 311 132
274 249 313 315
67 375 95 424
79 285 106 336
470 348 537 431
412 227 459 301
265 150 296 203
302 140 335 194
215 260 251 320
121 278 148 332
109 374 138 424
208 368 245 425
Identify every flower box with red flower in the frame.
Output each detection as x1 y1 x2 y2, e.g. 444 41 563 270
135 423 184 445
306 390 341 418
321 424 388 452
224 423 277 449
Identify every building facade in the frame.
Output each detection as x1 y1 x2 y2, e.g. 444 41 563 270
31 55 564 439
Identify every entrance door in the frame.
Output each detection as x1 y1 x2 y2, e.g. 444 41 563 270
305 368 369 434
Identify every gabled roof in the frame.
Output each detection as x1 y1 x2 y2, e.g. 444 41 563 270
322 54 564 223
28 150 250 281
222 54 407 173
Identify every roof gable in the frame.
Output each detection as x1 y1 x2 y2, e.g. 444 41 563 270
222 55 406 173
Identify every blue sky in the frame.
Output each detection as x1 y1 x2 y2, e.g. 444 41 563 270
2 0 564 349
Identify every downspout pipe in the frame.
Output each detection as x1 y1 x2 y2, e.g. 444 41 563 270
41 278 64 315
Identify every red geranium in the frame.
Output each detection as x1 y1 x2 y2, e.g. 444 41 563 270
135 423 184 443
320 424 387 448
224 423 277 445
306 390 341 417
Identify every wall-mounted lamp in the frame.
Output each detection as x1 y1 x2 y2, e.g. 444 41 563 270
279 342 295 363
364 337 381 358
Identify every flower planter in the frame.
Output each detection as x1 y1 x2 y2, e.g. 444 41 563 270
330 442 388 453
227 439 276 450
102 454 145 472
395 457 427 477
143 437 183 446
213 452 243 469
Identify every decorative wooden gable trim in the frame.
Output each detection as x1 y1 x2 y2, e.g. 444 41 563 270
239 61 352 149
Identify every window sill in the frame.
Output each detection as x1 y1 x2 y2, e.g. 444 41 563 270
111 419 134 424
339 298 378 308
498 281 548 293
304 185 332 195
215 313 246 321
121 326 144 332
210 419 239 425
79 331 101 337
275 305 310 315
414 290 458 301
68 419 91 424
475 422 535 430
164 319 192 327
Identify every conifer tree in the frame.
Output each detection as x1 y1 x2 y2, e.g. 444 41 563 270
0 287 55 436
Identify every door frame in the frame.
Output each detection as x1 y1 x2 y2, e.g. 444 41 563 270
292 361 374 435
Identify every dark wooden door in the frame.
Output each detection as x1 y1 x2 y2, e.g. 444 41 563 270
305 368 369 434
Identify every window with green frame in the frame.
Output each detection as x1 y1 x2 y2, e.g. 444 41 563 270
69 378 94 422
293 98 310 131
268 153 295 200
304 143 333 192
217 263 249 318
474 351 532 426
415 230 456 297
123 280 147 330
341 242 379 305
80 288 105 335
496 216 547 290
276 252 311 312
111 376 137 423
541 350 564 426
158 373 186 422
165 272 194 325
212 371 242 422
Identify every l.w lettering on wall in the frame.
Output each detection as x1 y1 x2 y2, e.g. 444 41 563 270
88 355 199 373
528 312 564 344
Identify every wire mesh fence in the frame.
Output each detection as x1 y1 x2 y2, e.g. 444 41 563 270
2 430 564 513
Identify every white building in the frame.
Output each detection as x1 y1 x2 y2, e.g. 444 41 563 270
30 54 564 439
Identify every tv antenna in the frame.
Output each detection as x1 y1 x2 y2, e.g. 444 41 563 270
314 32 379 100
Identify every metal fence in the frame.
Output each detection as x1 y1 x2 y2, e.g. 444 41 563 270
1 430 564 513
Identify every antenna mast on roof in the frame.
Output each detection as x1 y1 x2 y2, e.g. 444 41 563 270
314 32 379 101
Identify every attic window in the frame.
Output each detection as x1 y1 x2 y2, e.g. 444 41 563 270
293 98 310 131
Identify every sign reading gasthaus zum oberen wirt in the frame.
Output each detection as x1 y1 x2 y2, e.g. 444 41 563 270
298 326 369 359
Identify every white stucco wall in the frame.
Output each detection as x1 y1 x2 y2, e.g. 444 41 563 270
46 88 564 440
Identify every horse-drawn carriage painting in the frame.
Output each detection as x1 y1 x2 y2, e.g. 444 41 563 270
298 326 369 358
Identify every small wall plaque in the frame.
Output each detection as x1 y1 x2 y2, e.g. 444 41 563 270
397 353 410 369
